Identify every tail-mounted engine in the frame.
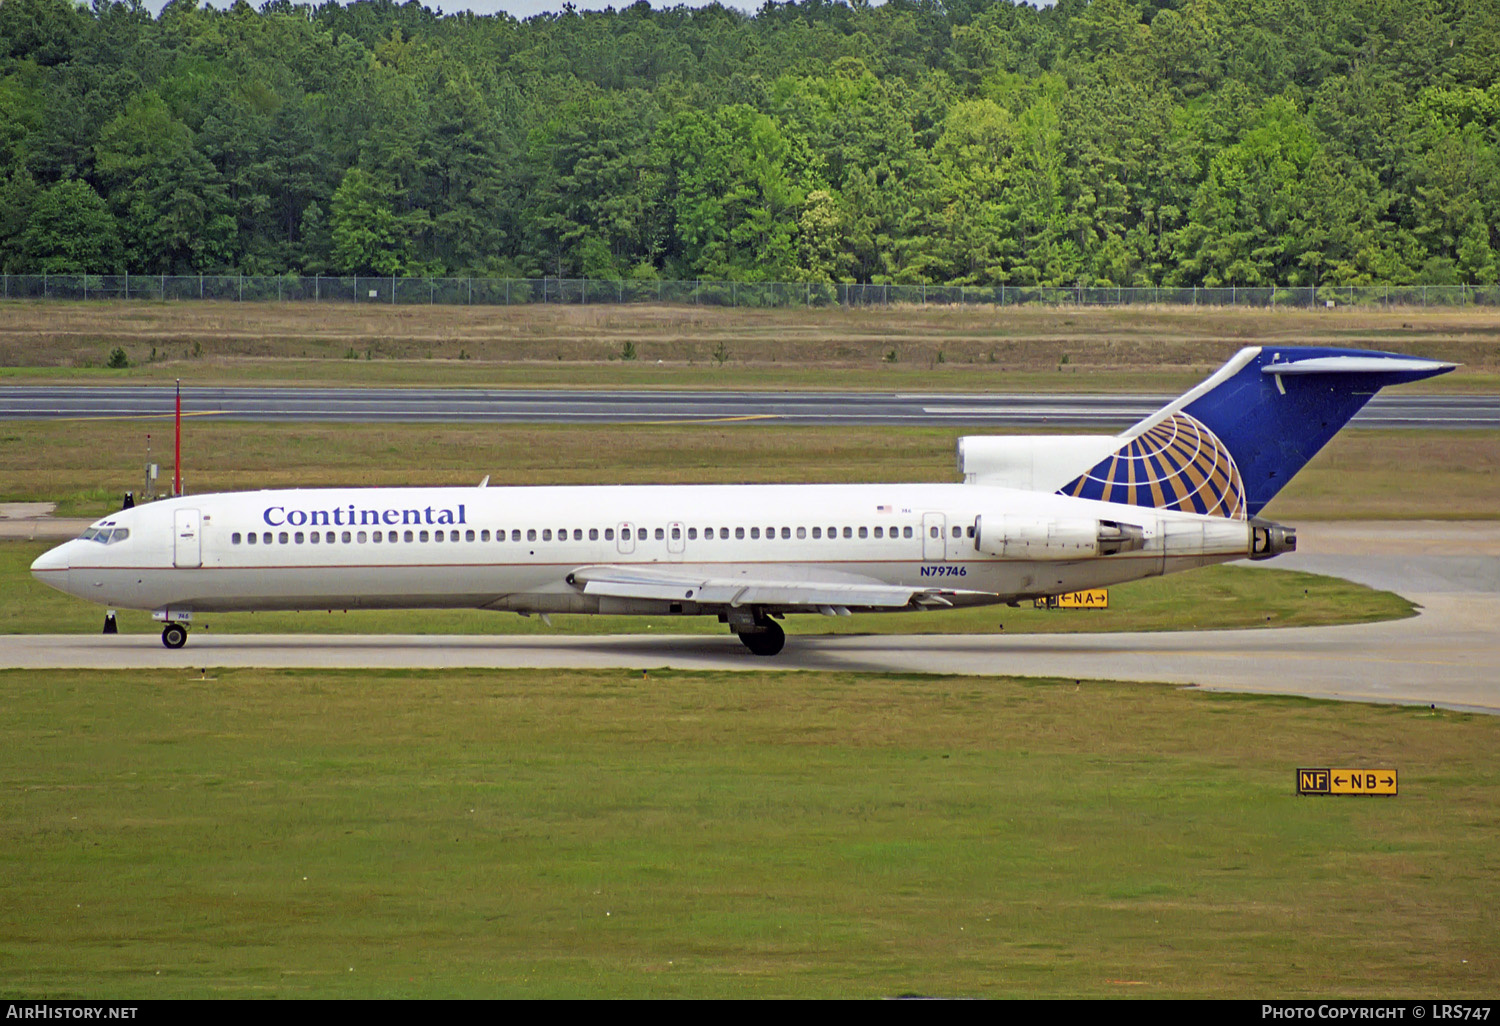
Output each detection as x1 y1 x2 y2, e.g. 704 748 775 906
973 516 1146 560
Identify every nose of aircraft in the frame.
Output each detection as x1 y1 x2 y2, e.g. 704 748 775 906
30 542 71 581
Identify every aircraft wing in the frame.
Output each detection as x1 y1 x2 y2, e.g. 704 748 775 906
567 564 983 611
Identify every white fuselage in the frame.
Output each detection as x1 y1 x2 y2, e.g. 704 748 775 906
31 482 1261 619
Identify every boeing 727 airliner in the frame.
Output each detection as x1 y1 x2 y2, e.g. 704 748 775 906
30 346 1453 655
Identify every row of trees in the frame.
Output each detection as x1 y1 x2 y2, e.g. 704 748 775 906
2 0 1498 286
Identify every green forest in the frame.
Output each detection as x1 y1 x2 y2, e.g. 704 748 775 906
2 0 1498 287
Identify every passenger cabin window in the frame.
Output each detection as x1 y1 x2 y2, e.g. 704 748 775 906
843 527 853 539
589 528 599 541
418 530 428 542
688 528 697 540
736 527 745 539
604 528 614 541
232 532 242 544
812 527 821 539
750 527 760 539
655 528 665 541
796 527 806 539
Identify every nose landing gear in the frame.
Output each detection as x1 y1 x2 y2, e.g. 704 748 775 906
161 623 188 649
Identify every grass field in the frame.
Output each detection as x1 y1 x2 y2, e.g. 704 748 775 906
2 666 1495 998
2 420 1497 521
1 301 1496 391
0 540 1416 637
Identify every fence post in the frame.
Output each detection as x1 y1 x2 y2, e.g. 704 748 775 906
391 274 395 304
199 273 203 300
124 271 128 300
315 275 320 302
238 274 243 302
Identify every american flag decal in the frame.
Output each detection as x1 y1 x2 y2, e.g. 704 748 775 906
1058 412 1247 520
876 504 892 513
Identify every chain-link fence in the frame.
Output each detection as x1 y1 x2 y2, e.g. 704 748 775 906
4 273 1498 308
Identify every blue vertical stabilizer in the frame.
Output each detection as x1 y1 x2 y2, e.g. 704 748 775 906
1059 346 1455 518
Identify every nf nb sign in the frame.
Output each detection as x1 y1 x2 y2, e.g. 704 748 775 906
1297 768 1398 796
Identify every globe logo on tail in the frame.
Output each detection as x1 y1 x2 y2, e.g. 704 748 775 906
1059 412 1246 520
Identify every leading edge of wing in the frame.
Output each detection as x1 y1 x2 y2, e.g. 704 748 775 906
566 564 982 610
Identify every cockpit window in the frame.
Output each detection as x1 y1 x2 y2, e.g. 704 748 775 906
80 527 130 544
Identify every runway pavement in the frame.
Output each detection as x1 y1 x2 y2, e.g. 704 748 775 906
2 385 1495 428
3 521 1497 714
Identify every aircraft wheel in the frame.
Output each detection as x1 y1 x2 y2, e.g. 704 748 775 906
161 623 188 649
738 620 785 657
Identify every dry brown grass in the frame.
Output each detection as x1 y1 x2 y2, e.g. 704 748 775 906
1 301 1496 388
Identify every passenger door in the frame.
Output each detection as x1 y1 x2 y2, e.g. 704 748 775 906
174 509 202 568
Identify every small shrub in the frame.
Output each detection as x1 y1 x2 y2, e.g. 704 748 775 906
106 347 129 369
620 341 637 361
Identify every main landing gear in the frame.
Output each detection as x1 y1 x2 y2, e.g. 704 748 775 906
736 617 785 657
161 623 188 649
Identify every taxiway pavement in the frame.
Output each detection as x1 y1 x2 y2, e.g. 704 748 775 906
4 521 1498 713
2 385 1494 429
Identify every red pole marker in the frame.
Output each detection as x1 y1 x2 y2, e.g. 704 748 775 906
174 379 182 496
